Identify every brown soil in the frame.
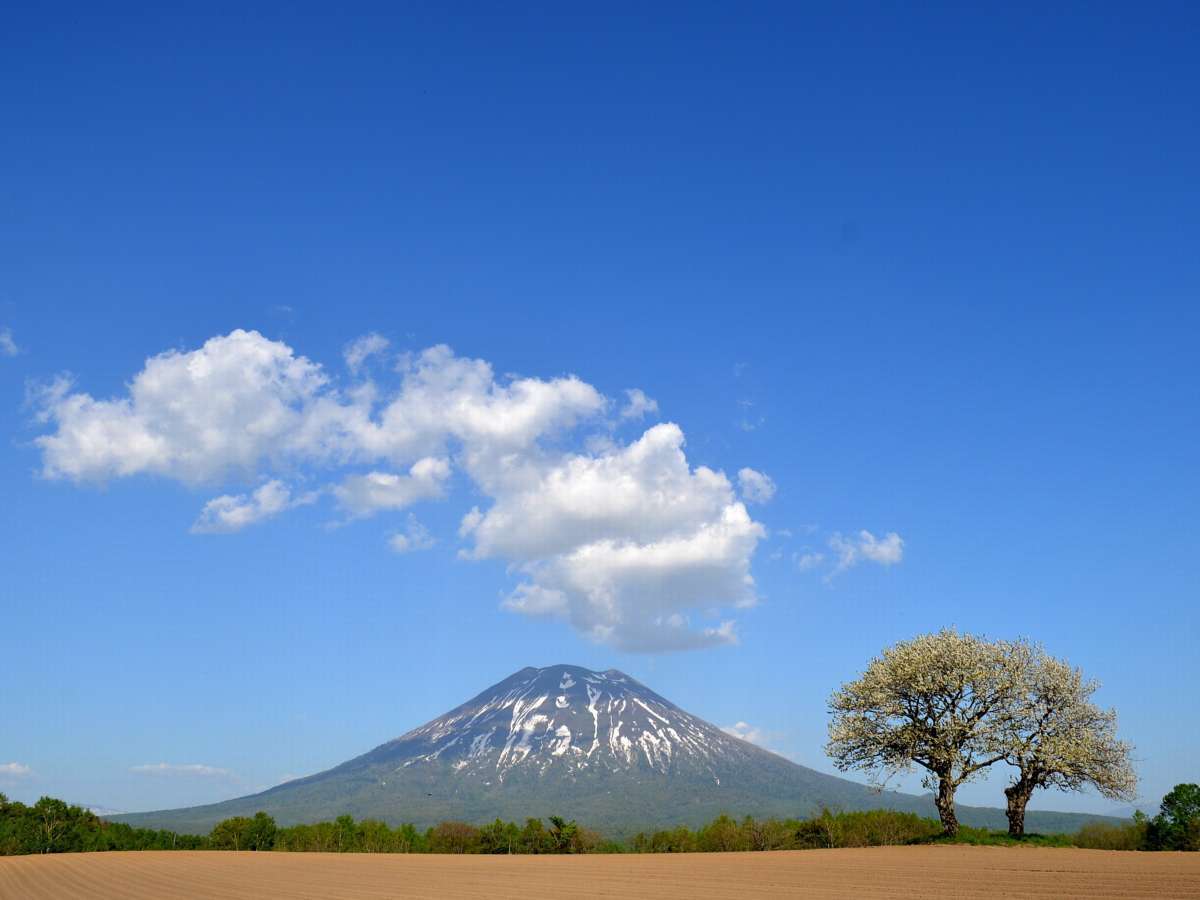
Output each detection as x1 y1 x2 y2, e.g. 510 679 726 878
2 845 1198 899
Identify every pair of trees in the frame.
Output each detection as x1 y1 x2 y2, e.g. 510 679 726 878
826 630 1135 836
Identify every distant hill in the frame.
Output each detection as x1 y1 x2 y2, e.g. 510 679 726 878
82 805 125 818
113 664 1122 836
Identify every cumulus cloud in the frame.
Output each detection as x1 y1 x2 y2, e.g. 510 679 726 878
737 467 776 504
471 424 764 651
191 480 314 533
0 328 18 357
33 330 328 484
31 333 604 485
829 530 904 576
29 329 776 652
620 388 658 420
343 332 390 372
388 514 436 553
333 457 450 519
0 762 32 777
130 763 231 778
464 424 737 560
721 721 766 745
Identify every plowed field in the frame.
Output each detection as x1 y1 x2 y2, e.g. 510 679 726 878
2 845 1198 899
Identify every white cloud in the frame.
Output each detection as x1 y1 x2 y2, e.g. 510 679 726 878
482 424 764 651
290 343 606 472
0 762 32 777
829 529 904 576
620 388 658 420
737 467 776 504
465 424 736 560
343 332 390 372
388 514 435 554
191 480 312 534
30 330 775 653
31 332 603 484
130 763 231 778
721 721 766 745
0 328 18 357
334 457 450 519
33 330 328 484
794 551 825 571
458 506 484 538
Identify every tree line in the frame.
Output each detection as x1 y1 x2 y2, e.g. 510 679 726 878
0 796 208 855
3 789 1196 856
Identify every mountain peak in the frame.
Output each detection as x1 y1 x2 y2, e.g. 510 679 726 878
507 663 632 679
359 662 737 781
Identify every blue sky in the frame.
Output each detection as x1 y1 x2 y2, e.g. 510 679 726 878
1 3 1196 817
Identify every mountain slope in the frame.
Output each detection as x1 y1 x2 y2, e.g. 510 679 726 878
114 664 1118 835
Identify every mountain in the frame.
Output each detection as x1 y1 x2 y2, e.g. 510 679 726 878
113 664 1119 836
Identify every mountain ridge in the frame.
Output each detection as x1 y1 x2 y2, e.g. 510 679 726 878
112 664 1123 836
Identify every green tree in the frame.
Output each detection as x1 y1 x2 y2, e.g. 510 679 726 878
696 814 747 852
478 818 519 854
1149 783 1200 850
243 812 277 851
548 816 579 853
394 822 422 853
519 818 551 854
334 814 357 852
209 816 252 851
31 798 72 853
357 819 393 853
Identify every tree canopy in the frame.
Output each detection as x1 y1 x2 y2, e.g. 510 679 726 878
1148 783 1200 850
999 649 1135 835
826 629 1030 835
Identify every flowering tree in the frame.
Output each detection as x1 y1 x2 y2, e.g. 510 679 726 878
1000 651 1135 836
826 630 1030 836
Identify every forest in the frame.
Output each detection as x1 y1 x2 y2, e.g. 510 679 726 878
2 785 1197 856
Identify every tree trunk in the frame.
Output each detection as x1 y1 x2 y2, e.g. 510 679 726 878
1005 781 1034 837
935 778 959 837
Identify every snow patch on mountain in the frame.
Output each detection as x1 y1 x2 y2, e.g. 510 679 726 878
370 664 758 781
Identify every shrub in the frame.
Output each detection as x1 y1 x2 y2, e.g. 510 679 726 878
789 809 942 848
1073 820 1147 851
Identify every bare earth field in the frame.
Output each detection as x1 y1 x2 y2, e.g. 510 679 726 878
2 846 1198 900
